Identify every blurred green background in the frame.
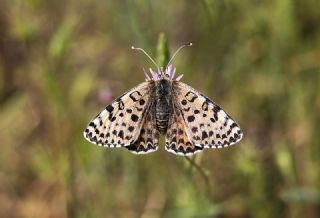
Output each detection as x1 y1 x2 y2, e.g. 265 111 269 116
1 0 320 217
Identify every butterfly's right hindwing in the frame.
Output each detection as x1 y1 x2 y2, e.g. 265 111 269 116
84 81 155 147
165 107 203 156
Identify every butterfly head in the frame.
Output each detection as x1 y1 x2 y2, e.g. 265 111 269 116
132 43 192 82
144 64 183 82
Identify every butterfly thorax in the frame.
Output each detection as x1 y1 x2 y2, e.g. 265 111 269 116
155 79 173 135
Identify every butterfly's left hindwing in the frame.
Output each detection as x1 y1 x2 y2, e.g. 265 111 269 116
126 104 160 154
172 81 243 149
84 81 155 147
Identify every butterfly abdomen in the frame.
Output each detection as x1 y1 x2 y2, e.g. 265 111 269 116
155 79 173 134
156 110 170 134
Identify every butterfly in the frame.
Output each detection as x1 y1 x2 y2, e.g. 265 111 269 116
84 45 243 156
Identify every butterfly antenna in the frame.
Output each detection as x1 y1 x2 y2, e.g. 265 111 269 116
166 42 193 68
131 46 160 70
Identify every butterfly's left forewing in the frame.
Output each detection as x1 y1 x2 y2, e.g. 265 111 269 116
84 81 155 148
172 81 243 149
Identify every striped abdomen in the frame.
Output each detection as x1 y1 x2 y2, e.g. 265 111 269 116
155 79 173 134
156 108 171 134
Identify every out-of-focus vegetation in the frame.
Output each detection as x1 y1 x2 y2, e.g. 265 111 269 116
1 0 320 217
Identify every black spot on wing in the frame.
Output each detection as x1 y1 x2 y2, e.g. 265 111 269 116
184 107 191 112
234 133 240 140
140 129 145 134
187 115 195 122
230 123 238 129
202 131 208 140
118 130 124 139
92 136 97 142
131 114 139 122
89 122 96 128
185 91 198 102
192 127 198 133
202 101 209 111
178 139 184 144
106 105 114 113
213 105 221 113
171 136 177 143
139 99 145 105
129 91 142 102
213 113 218 121
118 100 125 110
88 132 93 139
181 99 187 105
223 117 229 126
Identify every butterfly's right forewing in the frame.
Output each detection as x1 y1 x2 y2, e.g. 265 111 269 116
84 81 155 147
172 81 243 149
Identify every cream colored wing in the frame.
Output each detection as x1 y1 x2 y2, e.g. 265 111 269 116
172 81 243 148
84 81 155 148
